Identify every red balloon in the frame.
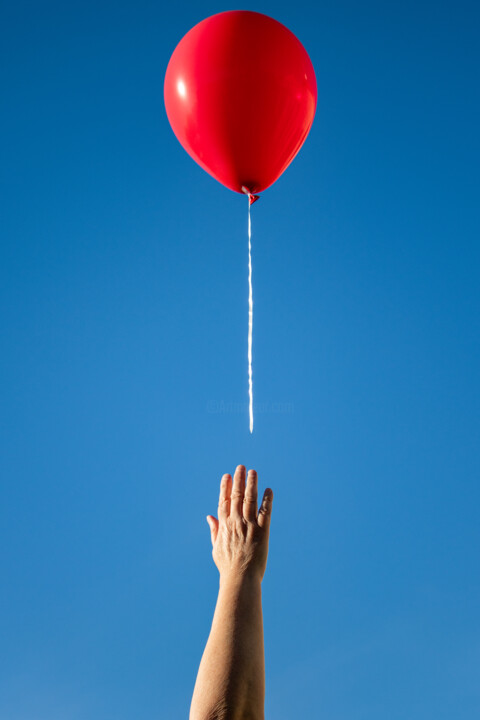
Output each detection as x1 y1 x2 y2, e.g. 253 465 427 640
164 11 317 195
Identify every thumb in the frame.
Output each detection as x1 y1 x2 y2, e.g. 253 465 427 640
206 515 219 546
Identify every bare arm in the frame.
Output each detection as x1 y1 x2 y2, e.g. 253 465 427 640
189 465 274 720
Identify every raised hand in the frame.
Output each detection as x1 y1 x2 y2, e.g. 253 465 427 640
191 465 273 720
206 465 274 583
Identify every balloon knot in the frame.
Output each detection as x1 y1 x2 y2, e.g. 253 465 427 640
241 186 260 205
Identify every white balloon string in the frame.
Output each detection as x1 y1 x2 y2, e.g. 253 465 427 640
247 197 254 433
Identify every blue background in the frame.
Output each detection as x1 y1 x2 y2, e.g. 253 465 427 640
1 1 479 718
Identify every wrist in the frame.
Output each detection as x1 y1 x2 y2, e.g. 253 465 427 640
219 568 262 591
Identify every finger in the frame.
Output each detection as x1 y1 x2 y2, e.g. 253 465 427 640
218 473 232 522
243 469 258 522
258 488 274 530
206 515 219 546
231 465 246 519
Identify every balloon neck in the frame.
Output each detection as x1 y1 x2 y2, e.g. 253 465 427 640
241 187 261 206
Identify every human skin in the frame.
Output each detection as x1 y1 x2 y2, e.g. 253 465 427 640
189 465 274 720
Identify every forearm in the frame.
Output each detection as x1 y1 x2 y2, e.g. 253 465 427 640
190 572 265 720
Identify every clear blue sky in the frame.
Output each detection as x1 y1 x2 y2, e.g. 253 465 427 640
1 1 479 718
